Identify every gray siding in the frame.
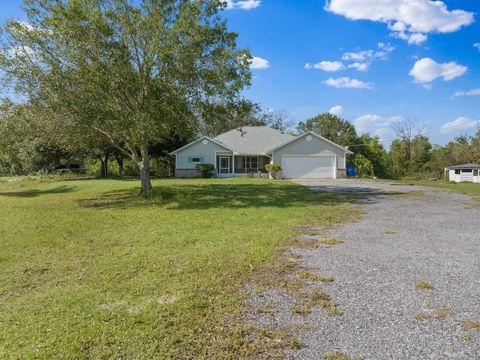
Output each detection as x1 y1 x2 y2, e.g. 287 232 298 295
176 140 230 169
272 134 346 169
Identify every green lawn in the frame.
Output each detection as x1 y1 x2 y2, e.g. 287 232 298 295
0 178 354 358
396 179 480 197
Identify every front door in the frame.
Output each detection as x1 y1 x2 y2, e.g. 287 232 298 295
219 157 230 174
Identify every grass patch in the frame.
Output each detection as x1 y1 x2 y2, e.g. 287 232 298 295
456 332 471 341
291 303 312 316
325 352 362 360
310 290 343 316
416 280 435 290
295 238 323 249
318 276 335 283
257 301 276 316
384 230 397 235
395 180 480 196
255 327 303 350
413 307 454 321
292 290 343 317
319 237 344 246
227 326 302 356
297 323 314 331
462 320 480 331
0 177 358 358
390 190 426 198
298 271 334 283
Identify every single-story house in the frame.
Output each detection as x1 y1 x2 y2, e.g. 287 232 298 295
170 126 353 179
445 164 480 183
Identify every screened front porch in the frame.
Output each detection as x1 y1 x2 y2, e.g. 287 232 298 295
216 155 270 176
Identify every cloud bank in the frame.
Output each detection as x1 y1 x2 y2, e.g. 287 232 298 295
325 0 474 44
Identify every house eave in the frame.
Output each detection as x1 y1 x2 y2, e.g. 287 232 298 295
169 136 234 155
267 131 353 154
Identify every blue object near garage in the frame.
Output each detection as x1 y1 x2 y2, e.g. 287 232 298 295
347 165 356 177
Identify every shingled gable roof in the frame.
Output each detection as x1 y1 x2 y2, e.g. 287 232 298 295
268 131 353 154
213 126 295 154
170 126 353 155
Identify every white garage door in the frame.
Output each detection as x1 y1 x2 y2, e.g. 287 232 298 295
283 156 335 179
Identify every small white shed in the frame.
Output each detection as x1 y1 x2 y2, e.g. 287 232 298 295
445 164 480 183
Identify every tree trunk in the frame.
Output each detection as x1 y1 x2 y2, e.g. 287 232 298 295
115 155 124 177
138 146 153 194
100 151 109 178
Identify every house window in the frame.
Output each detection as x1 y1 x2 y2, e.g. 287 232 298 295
190 157 201 163
455 169 461 174
243 156 258 170
474 170 479 176
462 169 473 173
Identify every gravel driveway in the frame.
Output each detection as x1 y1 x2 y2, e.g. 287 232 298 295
247 180 480 359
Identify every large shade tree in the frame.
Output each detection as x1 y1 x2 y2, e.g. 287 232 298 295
0 0 251 193
297 113 357 146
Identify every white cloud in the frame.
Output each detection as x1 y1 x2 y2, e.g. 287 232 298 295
329 105 344 115
377 42 395 52
342 43 394 62
323 77 374 90
474 43 480 51
394 32 428 44
348 62 369 71
342 49 387 62
304 61 345 72
409 58 467 85
306 43 393 74
225 0 261 10
325 0 474 44
249 56 270 69
353 114 404 141
441 117 480 133
453 88 480 97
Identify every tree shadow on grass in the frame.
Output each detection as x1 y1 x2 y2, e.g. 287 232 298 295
77 183 405 211
0 185 76 198
300 185 411 204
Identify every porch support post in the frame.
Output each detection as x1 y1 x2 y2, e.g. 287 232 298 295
232 155 235 176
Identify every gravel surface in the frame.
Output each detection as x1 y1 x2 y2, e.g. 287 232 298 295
246 180 480 360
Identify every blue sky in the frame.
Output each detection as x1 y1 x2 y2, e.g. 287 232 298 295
224 0 480 146
1 1 479 146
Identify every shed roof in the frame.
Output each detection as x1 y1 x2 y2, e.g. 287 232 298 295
446 163 480 170
213 126 295 154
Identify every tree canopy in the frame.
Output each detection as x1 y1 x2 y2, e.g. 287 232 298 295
297 113 357 146
0 0 251 192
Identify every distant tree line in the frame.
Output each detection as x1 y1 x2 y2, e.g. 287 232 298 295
297 113 480 179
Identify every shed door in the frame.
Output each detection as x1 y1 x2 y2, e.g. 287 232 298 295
283 156 335 179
